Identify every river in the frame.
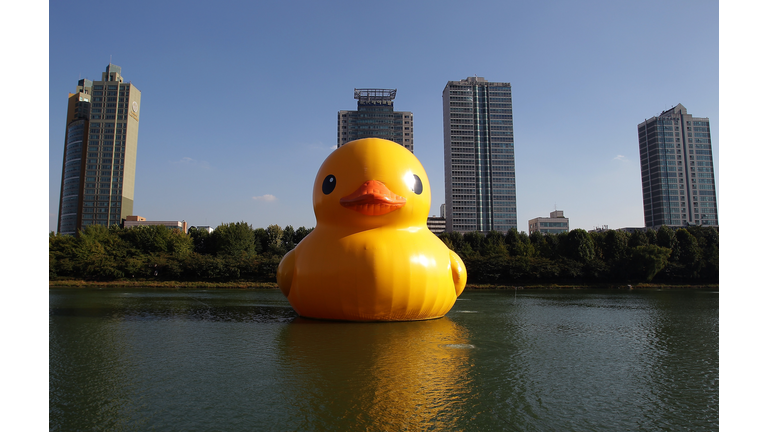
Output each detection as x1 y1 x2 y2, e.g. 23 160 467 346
49 288 718 431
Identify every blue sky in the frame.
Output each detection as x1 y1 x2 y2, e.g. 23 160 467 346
45 0 719 233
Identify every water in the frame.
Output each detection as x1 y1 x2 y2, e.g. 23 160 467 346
49 288 718 431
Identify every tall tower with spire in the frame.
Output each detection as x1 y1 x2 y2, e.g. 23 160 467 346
57 64 142 234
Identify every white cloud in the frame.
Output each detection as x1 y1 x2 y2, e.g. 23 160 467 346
253 194 277 202
613 155 628 162
300 141 336 153
172 157 210 169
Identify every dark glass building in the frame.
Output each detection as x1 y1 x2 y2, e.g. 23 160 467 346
337 89 413 152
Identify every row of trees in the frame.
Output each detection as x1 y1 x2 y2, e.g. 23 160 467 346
438 226 718 284
49 223 717 284
49 223 312 282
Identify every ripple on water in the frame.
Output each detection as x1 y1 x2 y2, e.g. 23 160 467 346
49 288 718 431
442 344 476 349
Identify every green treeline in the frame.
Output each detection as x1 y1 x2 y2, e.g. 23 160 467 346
49 222 312 282
50 223 718 285
438 226 718 284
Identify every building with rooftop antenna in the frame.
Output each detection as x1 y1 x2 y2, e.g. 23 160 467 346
337 88 413 152
637 103 717 228
56 64 142 234
529 210 569 235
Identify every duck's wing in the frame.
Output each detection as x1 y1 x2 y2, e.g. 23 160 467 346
277 249 296 297
449 249 467 296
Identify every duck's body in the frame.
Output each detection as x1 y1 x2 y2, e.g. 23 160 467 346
277 138 466 321
280 225 464 321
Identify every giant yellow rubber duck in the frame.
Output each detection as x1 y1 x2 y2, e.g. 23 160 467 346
277 138 466 321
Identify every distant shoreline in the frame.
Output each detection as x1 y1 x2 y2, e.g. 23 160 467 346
48 280 718 291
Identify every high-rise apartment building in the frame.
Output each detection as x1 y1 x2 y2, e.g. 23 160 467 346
442 77 516 233
638 104 717 228
57 64 142 235
338 88 413 152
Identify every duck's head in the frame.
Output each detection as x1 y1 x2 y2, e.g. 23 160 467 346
312 138 431 229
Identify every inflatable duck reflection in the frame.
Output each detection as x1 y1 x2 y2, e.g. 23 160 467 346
277 138 466 321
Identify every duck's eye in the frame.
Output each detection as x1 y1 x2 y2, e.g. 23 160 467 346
412 174 423 195
322 175 336 195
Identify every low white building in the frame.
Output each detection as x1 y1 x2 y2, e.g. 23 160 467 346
189 225 214 234
123 216 188 233
529 210 569 235
427 217 446 235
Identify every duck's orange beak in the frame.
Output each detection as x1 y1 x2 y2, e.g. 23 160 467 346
340 180 406 216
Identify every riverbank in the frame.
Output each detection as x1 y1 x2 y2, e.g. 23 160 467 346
49 279 279 289
466 283 718 290
48 279 718 290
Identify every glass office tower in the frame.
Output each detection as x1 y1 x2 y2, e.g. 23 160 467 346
442 77 516 233
338 88 413 152
638 103 717 228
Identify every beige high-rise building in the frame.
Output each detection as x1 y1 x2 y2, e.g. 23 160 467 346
57 64 142 234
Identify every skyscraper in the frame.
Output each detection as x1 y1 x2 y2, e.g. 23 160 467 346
637 103 718 228
57 64 142 235
338 88 413 152
442 77 516 233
